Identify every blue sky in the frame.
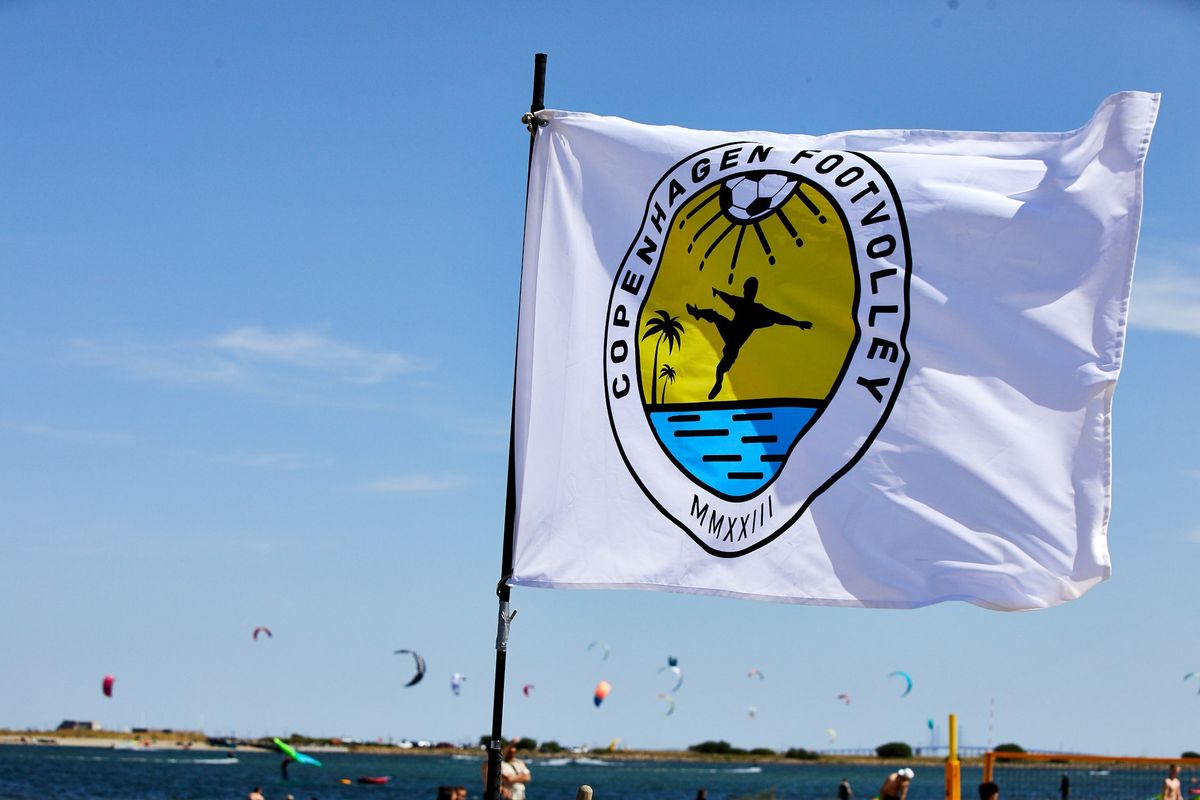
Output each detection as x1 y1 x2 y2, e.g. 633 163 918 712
1 0 1198 756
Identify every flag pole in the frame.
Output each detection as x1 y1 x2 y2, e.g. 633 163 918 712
485 51 546 800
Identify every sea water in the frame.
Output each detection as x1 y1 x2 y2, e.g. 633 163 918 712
648 405 820 497
0 745 986 800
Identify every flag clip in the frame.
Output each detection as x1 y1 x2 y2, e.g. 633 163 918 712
521 112 548 133
495 601 517 652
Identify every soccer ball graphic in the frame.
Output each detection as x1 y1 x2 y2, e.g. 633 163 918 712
721 171 797 222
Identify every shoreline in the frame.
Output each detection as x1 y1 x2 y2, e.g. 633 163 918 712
0 734 974 765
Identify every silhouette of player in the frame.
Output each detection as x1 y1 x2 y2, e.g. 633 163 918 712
687 276 812 399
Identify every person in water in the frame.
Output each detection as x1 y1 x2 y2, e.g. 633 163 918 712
838 778 853 800
687 276 812 399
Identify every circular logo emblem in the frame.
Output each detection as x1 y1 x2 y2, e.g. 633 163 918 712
604 143 911 556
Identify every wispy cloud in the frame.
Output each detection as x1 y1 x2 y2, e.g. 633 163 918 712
70 338 244 384
0 420 133 445
361 474 466 494
1182 528 1200 544
210 327 413 384
70 326 420 389
1130 240 1200 337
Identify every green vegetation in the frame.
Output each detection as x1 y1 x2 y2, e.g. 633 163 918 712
749 747 776 757
514 737 537 751
538 741 563 754
784 747 820 760
993 743 1026 761
1183 751 1200 759
876 742 913 758
689 740 748 756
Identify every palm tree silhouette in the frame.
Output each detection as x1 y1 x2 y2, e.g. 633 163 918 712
642 309 684 405
659 364 677 404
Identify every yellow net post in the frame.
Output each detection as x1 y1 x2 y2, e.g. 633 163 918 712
945 713 961 800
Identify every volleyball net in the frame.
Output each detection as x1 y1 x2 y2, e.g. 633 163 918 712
980 752 1200 800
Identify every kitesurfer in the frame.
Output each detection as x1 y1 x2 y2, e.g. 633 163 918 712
247 787 265 800
686 276 812 399
1164 765 1183 800
979 782 999 800
1060 773 1070 800
281 755 293 780
880 767 914 800
838 777 853 800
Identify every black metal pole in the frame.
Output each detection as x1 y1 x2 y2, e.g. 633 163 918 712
485 51 546 800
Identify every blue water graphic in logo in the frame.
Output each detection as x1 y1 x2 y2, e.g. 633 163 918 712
648 404 821 498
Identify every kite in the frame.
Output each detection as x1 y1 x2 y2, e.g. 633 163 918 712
927 718 935 731
588 641 610 661
667 655 678 667
607 738 621 752
658 665 684 693
394 649 426 687
837 693 851 705
273 737 322 767
451 673 467 696
889 670 913 697
252 627 272 641
826 728 837 743
522 684 534 697
656 692 676 716
747 705 757 720
594 680 612 707
1186 672 1200 693
102 674 115 698
747 668 764 680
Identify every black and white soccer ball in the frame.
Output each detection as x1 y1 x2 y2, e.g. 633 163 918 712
721 171 797 222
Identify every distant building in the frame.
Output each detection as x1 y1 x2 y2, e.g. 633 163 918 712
56 720 100 731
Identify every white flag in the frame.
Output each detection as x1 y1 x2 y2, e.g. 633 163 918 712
510 92 1159 610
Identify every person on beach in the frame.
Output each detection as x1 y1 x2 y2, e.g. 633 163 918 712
453 788 468 800
1164 765 1183 800
979 781 999 800
838 777 853 800
247 788 265 800
880 767 914 800
481 741 532 800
